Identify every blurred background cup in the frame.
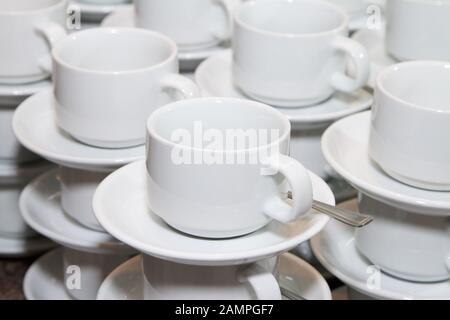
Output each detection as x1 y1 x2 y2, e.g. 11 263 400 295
233 0 369 107
0 0 67 84
134 0 241 51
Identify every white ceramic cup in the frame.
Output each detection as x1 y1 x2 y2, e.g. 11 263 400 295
0 107 40 164
0 0 67 84
386 0 450 61
142 255 281 300
62 248 130 300
60 167 110 232
232 0 369 107
135 0 240 51
78 0 129 4
355 193 450 283
146 97 313 239
370 61 450 191
52 27 200 149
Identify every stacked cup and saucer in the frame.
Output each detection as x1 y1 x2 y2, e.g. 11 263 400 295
0 0 79 257
352 0 450 88
92 96 336 300
101 0 236 72
314 60 450 300
13 25 201 300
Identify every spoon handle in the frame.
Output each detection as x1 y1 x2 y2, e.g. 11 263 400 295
287 191 373 228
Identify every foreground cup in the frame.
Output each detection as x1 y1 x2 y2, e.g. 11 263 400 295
53 28 200 148
0 0 67 84
146 98 313 238
386 0 450 61
355 193 450 282
63 248 130 300
135 0 239 51
142 255 281 300
60 167 110 232
370 61 450 191
233 0 369 107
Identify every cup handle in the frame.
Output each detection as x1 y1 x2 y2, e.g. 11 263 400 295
35 21 67 73
213 0 240 41
160 74 201 100
330 36 370 93
237 264 281 300
262 155 313 223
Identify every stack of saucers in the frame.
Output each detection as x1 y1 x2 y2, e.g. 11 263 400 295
92 96 335 300
313 60 450 300
353 0 448 88
69 0 132 24
0 1 65 258
100 0 232 72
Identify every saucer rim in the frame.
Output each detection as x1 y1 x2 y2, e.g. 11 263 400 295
13 90 145 171
20 169 137 255
93 160 332 266
322 111 450 215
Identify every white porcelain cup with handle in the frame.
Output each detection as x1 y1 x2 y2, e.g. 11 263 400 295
355 193 450 283
142 254 281 300
370 61 450 191
0 0 67 84
146 97 313 239
134 0 241 51
386 0 450 61
233 0 370 107
52 27 200 149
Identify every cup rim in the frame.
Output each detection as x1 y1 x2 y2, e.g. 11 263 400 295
376 60 450 115
146 97 291 154
0 0 67 16
52 27 178 75
234 0 349 38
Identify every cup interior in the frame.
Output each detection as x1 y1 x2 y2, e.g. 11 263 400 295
148 99 290 151
236 0 346 35
0 0 61 12
53 28 175 73
378 62 450 112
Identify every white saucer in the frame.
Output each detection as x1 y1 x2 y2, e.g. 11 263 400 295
0 161 54 186
20 169 136 255
97 253 332 300
311 221 450 300
93 160 333 266
322 111 450 216
23 248 72 300
195 51 373 129
0 234 54 258
13 90 145 172
0 80 51 107
101 7 231 72
70 1 132 22
352 26 396 89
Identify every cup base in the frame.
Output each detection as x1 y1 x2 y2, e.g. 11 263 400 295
383 168 450 192
238 89 332 108
165 220 268 239
71 134 145 150
63 208 105 233
0 73 50 86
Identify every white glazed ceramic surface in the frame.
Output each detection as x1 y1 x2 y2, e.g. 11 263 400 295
97 253 332 300
0 80 51 107
62 248 131 300
135 0 239 51
52 27 199 148
69 0 132 22
145 98 313 238
355 193 450 283
20 169 136 255
312 220 450 300
0 235 54 258
0 0 67 84
0 106 39 164
23 248 72 300
141 255 281 300
233 0 369 107
322 111 450 216
59 167 109 231
93 160 333 266
370 61 450 191
12 90 146 171
78 0 129 4
386 0 450 61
